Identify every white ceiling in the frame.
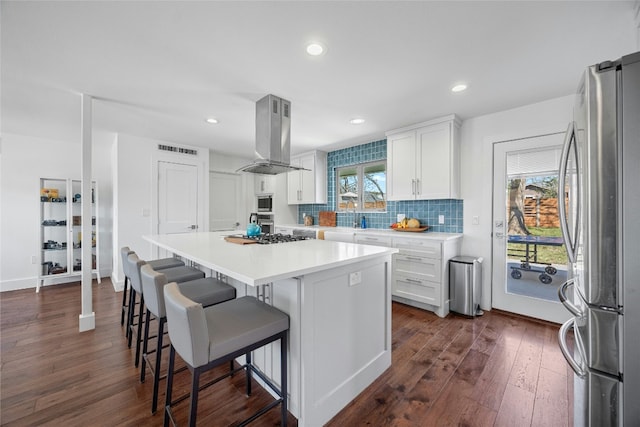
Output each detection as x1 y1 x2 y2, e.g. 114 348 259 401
2 1 638 159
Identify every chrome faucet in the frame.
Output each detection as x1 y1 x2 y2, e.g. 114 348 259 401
351 201 358 228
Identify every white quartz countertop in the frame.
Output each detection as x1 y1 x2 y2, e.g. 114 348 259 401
144 231 398 286
276 224 463 241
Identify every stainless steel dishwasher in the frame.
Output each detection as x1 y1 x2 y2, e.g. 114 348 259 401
449 256 483 317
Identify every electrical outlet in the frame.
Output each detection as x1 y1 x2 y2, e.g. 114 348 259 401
472 216 479 225
349 271 362 286
438 215 445 224
397 214 405 222
31 255 37 264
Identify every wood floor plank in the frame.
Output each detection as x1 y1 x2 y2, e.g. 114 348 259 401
494 383 535 427
1 280 572 427
532 366 569 427
508 324 544 394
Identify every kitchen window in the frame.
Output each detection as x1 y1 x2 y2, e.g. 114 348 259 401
336 160 386 212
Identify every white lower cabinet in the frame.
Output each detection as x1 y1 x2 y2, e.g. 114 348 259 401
393 273 441 307
350 231 460 317
354 234 392 247
323 230 354 243
274 226 294 235
391 236 460 318
394 252 441 282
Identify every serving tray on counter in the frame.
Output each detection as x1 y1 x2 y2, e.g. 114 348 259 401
390 226 429 232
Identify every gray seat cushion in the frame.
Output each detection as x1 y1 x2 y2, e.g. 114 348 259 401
179 278 236 308
148 257 185 270
204 296 289 361
162 266 205 284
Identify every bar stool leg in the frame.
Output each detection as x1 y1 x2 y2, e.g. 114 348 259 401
134 294 145 367
164 345 176 427
127 288 137 347
246 351 252 396
120 276 129 326
281 333 288 427
140 307 152 383
188 368 201 427
151 317 166 414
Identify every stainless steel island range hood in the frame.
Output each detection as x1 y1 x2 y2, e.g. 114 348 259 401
237 94 308 175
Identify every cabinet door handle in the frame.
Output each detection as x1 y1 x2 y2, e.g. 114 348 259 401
416 179 421 195
411 179 416 195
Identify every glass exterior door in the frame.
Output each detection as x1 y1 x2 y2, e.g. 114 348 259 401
492 134 571 323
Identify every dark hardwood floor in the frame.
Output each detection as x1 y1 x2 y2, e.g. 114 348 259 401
1 279 572 426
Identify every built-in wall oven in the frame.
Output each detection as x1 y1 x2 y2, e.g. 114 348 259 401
257 216 274 234
257 195 273 212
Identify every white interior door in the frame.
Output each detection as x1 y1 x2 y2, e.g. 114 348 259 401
492 133 571 324
158 161 198 234
209 171 241 231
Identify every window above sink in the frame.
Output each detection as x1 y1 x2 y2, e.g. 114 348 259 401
336 160 386 213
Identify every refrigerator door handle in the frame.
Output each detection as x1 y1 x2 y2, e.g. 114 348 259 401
558 278 582 316
558 317 587 378
558 121 579 264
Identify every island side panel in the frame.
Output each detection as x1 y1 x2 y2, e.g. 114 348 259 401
299 255 392 426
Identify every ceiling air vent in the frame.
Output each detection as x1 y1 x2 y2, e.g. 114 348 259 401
158 144 198 156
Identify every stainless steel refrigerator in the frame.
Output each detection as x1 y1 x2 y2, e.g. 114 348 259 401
557 51 640 426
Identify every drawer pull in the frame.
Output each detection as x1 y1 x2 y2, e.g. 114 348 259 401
404 256 423 262
405 278 422 284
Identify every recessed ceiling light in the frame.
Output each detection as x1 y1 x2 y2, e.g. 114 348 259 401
451 84 468 93
349 118 365 125
306 43 325 56
205 118 219 124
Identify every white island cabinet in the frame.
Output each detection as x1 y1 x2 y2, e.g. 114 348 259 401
386 114 461 200
144 232 396 427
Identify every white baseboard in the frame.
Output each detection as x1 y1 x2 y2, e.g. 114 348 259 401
1 268 112 292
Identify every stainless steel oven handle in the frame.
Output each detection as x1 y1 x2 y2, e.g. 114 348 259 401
558 318 586 378
558 278 582 316
558 121 577 264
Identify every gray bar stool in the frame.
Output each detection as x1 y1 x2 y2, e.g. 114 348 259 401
125 253 205 368
140 263 236 414
120 246 184 334
163 283 289 427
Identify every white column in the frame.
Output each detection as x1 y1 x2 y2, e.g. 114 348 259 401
79 93 95 332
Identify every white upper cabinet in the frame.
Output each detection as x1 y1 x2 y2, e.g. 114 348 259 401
254 174 275 194
287 150 327 205
386 115 461 200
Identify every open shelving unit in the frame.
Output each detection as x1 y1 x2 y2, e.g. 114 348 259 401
39 178 100 292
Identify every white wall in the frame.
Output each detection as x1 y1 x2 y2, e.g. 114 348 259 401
112 134 209 290
208 151 297 227
0 132 115 291
209 151 254 228
459 95 574 311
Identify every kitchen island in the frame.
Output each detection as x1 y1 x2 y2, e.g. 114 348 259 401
143 231 398 427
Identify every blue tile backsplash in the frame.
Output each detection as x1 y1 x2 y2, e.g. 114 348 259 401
296 139 463 233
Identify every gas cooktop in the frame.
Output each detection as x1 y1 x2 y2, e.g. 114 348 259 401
241 233 311 244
